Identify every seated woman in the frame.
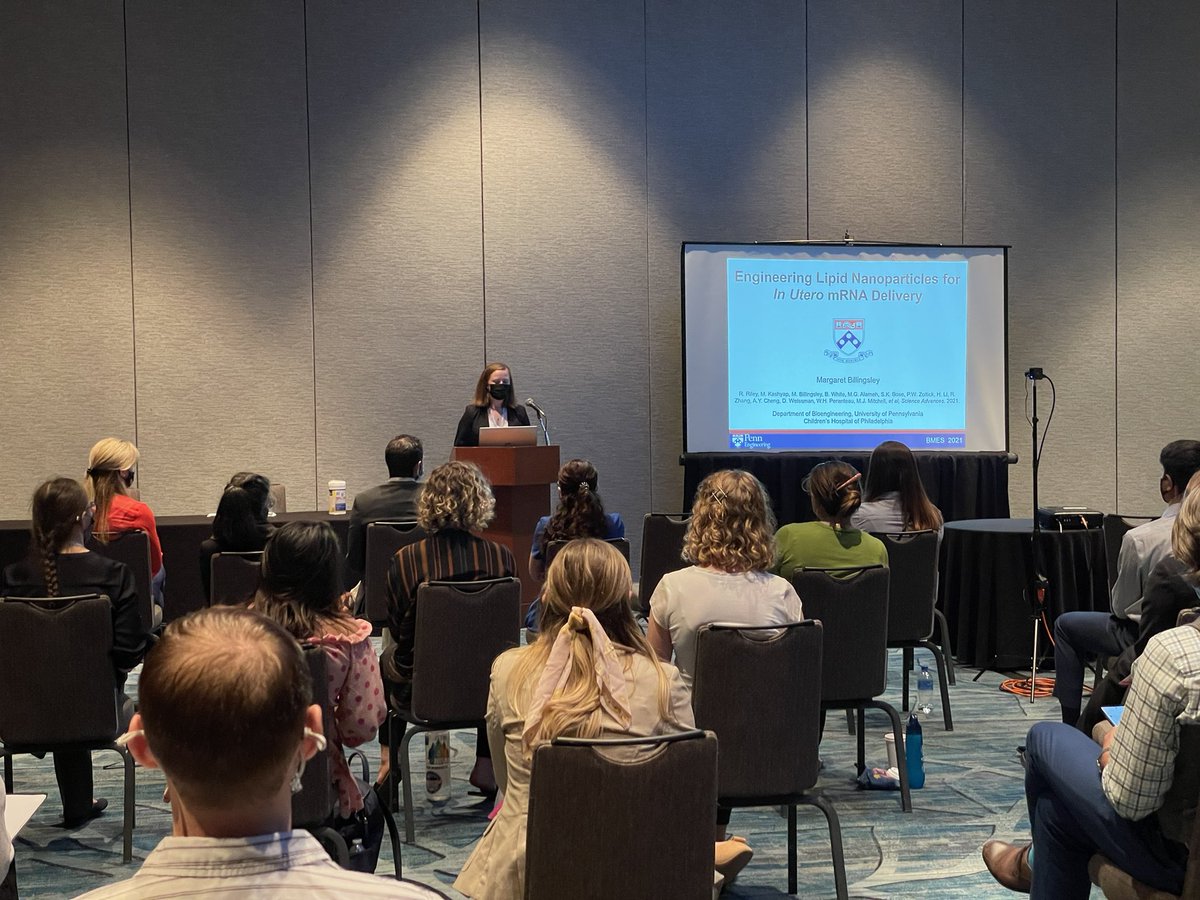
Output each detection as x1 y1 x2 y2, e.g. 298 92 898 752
86 437 165 618
381 460 516 794
456 538 730 899
647 469 802 688
852 440 944 535
524 458 624 631
0 478 147 827
252 520 384 821
199 472 274 601
773 460 888 581
453 362 531 447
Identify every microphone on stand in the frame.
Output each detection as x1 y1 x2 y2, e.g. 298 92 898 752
525 398 550 445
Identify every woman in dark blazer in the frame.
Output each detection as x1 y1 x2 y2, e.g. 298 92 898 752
453 361 531 447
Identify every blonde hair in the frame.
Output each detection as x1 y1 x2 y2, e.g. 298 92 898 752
511 539 680 751
86 438 139 540
683 470 776 573
417 461 495 533
1173 471 1200 583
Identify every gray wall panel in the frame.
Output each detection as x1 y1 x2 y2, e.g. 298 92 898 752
807 1 962 243
646 0 807 512
964 3 1116 515
125 0 316 515
307 1 484 497
480 0 651 566
1116 8 1200 514
0 2 134 518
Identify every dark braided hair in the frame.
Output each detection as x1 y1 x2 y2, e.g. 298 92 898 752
30 478 90 598
540 459 608 555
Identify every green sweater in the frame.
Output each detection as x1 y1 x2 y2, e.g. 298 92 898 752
772 521 888 581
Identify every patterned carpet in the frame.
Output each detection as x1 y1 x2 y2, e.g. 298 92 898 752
6 645 1101 899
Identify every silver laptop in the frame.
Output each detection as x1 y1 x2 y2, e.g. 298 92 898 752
478 425 539 447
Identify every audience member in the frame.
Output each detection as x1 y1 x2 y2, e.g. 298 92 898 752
1053 439 1200 727
524 458 624 631
253 521 385 823
456 539 748 898
981 620 1200 897
1 780 14 900
772 460 888 581
648 470 802 688
344 435 424 590
453 362 531 447
77 607 439 898
86 437 165 616
381 461 516 795
1 477 146 827
852 440 944 535
198 472 274 601
1080 470 1200 733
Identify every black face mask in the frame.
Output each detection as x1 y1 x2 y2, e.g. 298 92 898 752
488 383 511 401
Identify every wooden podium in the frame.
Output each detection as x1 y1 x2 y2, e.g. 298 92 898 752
451 444 560 610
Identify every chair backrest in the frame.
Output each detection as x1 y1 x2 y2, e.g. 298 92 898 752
292 643 336 828
1102 514 1156 590
0 595 118 745
693 621 823 799
364 521 425 625
90 530 153 633
544 537 631 571
210 551 263 606
871 531 939 644
525 730 716 900
791 566 890 704
410 577 521 723
637 513 690 614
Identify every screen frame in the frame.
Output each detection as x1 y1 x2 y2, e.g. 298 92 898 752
679 240 1011 456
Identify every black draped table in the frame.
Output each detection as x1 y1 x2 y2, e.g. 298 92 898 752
0 511 349 624
682 451 1010 525
938 518 1109 671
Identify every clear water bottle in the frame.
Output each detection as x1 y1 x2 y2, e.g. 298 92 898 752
916 663 934 715
425 731 451 805
905 713 925 789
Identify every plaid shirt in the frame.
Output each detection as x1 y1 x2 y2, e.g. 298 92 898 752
1103 623 1200 820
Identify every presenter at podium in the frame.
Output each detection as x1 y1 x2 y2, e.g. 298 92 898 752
453 361 531 447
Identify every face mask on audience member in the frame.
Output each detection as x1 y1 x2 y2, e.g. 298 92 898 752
488 383 510 401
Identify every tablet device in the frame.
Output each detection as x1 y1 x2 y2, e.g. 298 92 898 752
1102 705 1124 726
478 425 539 447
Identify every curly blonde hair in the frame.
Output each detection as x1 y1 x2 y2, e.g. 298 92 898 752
683 470 776 573
1173 471 1200 583
417 461 495 533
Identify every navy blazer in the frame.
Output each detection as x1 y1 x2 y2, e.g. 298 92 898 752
453 403 531 447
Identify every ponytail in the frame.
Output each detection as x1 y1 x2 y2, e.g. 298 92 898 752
29 477 89 597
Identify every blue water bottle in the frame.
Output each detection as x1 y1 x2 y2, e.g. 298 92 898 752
905 713 925 789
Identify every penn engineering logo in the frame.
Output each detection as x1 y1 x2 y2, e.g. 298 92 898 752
826 318 873 364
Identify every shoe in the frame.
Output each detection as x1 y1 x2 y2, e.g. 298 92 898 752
715 836 754 882
373 771 400 813
982 840 1032 893
59 798 108 828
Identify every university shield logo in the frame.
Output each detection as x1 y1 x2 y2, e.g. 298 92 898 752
833 318 865 356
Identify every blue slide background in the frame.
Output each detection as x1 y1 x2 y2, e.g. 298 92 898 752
726 258 968 449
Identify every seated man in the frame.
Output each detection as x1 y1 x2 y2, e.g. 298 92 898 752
1053 439 1200 727
982 621 1200 897
345 434 424 590
78 606 440 898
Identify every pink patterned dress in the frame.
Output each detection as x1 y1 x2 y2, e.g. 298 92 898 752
308 618 386 816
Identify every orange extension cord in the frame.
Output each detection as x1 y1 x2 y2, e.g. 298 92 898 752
998 610 1068 698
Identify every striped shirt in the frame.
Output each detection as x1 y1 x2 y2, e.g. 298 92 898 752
383 529 515 685
75 830 444 897
1103 624 1200 822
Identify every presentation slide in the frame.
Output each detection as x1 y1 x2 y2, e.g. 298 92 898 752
683 243 1008 454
